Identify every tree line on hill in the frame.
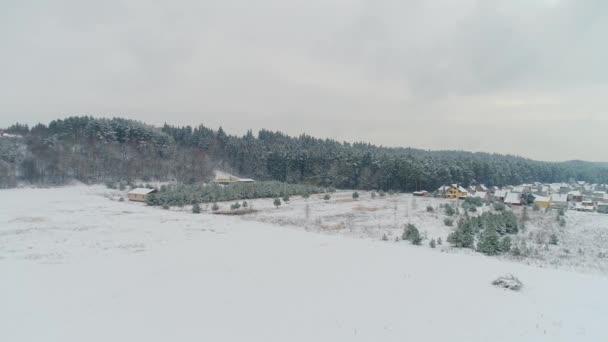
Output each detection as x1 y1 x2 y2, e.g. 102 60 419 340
2 115 608 189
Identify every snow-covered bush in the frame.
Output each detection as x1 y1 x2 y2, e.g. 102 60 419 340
492 275 523 291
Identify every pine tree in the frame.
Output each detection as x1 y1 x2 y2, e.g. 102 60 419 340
403 224 422 245
274 198 281 208
212 203 219 211
477 227 501 255
352 191 359 200
429 239 436 248
437 237 442 245
323 194 330 201
192 203 201 214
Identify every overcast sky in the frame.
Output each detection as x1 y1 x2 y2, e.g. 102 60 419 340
1 0 607 161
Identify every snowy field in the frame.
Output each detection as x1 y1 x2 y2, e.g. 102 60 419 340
215 190 608 274
2 186 608 341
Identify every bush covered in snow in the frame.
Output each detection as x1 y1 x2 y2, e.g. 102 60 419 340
492 274 523 291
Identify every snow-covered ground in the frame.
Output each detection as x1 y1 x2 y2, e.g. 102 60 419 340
2 186 608 341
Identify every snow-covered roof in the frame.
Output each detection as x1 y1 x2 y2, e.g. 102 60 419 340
473 191 487 198
479 184 488 191
512 186 525 193
128 188 157 195
238 178 255 182
550 194 568 203
568 190 582 196
533 195 550 202
504 192 521 204
457 186 468 193
494 190 508 198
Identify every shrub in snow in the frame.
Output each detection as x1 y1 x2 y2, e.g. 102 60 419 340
378 190 386 197
192 203 201 214
533 204 540 211
273 198 281 208
558 217 566 227
323 194 331 201
381 234 388 241
162 205 170 210
242 201 248 208
429 239 436 248
402 224 422 245
549 233 558 245
302 193 310 199
437 237 442 245
493 202 506 211
118 197 125 202
492 275 523 291
352 191 359 200
444 218 454 226
463 196 483 207
282 195 290 202
444 205 456 217
211 203 219 211
371 191 377 199
511 245 521 256
426 205 434 213
119 183 126 191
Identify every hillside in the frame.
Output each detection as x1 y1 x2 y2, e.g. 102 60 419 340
2 116 608 189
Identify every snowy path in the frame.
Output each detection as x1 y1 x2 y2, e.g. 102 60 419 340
1 186 607 341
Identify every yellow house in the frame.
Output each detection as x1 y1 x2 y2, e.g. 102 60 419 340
441 184 469 199
533 195 551 209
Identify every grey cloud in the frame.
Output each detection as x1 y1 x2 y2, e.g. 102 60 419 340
0 0 606 161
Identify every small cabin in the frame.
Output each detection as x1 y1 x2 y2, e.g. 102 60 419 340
413 190 429 197
127 188 157 202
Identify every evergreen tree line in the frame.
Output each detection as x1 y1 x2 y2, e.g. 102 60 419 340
145 181 326 207
3 115 608 189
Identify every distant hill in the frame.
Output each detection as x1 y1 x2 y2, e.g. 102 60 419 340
2 116 608 189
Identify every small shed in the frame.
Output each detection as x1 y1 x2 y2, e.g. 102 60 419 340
128 188 157 202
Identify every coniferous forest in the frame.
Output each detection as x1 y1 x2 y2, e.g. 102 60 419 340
1 116 607 190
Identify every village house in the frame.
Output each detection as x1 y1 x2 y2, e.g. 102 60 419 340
550 193 569 208
504 192 522 206
127 188 157 202
532 195 551 209
472 191 487 199
438 184 468 199
493 189 509 201
568 190 583 202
